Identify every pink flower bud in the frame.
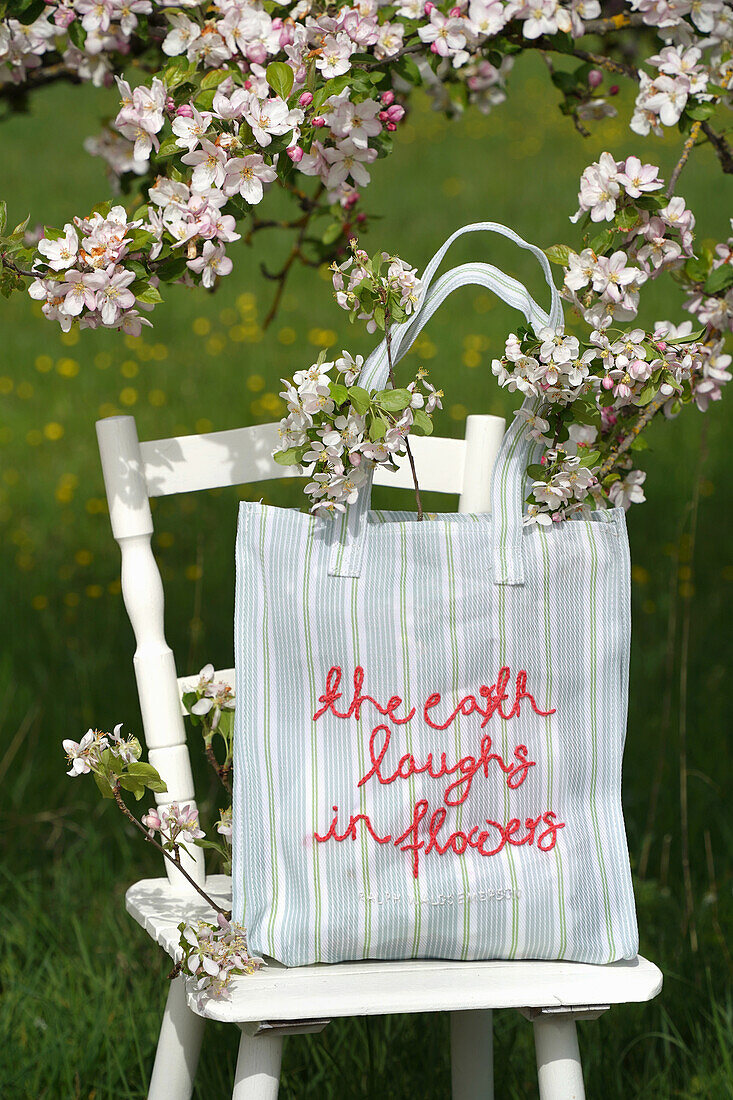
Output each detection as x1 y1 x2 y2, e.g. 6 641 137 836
356 212 366 223
272 17 282 28
299 91 314 107
425 2 435 11
312 116 326 127
551 512 563 523
279 24 295 46
287 144 304 163
387 122 397 131
430 41 439 53
587 69 603 89
176 104 194 118
380 90 395 106
165 97 175 112
602 375 614 390
343 191 360 210
383 104 405 123
349 451 362 466
609 84 619 96
449 5 461 14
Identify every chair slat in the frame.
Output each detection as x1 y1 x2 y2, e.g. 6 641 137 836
140 423 467 498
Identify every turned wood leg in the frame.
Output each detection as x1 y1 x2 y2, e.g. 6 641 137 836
450 1009 494 1100
232 1029 284 1100
533 1015 585 1100
148 976 205 1100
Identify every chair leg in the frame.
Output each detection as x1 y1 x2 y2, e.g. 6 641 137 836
532 1015 585 1100
450 1009 494 1100
232 1029 283 1100
148 976 206 1100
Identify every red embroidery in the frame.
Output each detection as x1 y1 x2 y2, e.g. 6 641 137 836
313 666 416 726
315 803 565 879
423 667 555 731
356 724 535 803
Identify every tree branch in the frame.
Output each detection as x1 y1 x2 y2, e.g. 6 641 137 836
667 120 703 197
204 740 232 796
700 120 733 175
0 252 34 279
260 183 325 329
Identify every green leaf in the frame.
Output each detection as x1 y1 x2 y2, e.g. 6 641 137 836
0 201 6 236
636 382 658 406
630 435 649 452
155 256 188 282
635 194 667 210
374 387 411 413
43 226 64 242
200 68 231 90
321 222 342 246
545 244 573 267
684 256 710 283
322 74 352 99
347 386 372 416
576 449 600 468
273 446 305 466
135 284 163 305
156 135 182 161
67 18 86 49
15 0 45 23
266 61 294 101
410 408 433 437
669 325 706 345
586 228 616 255
93 772 115 800
195 89 217 110
526 463 546 480
127 229 155 252
163 57 196 89
182 691 198 713
703 265 733 295
686 102 715 121
329 381 348 405
368 413 387 441
615 207 640 231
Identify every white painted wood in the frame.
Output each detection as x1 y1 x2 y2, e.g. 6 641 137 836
232 1031 283 1100
533 1016 585 1100
138 421 490 499
148 976 206 1100
125 878 663 1025
97 415 154 539
451 1009 493 1100
96 416 203 889
459 415 505 513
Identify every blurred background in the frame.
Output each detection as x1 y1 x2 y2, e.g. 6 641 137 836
1 54 731 1098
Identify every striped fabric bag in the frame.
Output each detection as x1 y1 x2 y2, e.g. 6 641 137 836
233 222 638 967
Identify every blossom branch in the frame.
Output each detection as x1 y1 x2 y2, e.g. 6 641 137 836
700 122 733 176
112 781 230 919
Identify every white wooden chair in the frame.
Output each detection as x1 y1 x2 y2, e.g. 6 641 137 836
96 412 662 1100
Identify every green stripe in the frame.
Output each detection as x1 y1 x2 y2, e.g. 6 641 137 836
259 509 279 956
351 577 372 957
399 524 422 954
445 523 471 959
302 523 323 959
586 524 615 960
539 526 567 958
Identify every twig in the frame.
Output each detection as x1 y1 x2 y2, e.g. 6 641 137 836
667 121 703 197
384 320 424 521
596 395 666 481
205 740 232 796
112 781 230 919
584 12 647 33
0 252 35 279
261 184 325 329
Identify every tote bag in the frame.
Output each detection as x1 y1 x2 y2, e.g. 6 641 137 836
233 222 638 967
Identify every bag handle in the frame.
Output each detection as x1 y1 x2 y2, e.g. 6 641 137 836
326 223 562 582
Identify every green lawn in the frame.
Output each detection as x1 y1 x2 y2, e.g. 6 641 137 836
1 55 732 1098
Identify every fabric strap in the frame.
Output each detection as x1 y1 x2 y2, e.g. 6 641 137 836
326 222 563 581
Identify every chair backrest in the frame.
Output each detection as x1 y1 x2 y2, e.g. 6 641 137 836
96 412 505 890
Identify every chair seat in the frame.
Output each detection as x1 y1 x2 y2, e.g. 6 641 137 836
126 877 662 1025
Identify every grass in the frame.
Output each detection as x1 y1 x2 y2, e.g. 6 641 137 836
1 53 731 1097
